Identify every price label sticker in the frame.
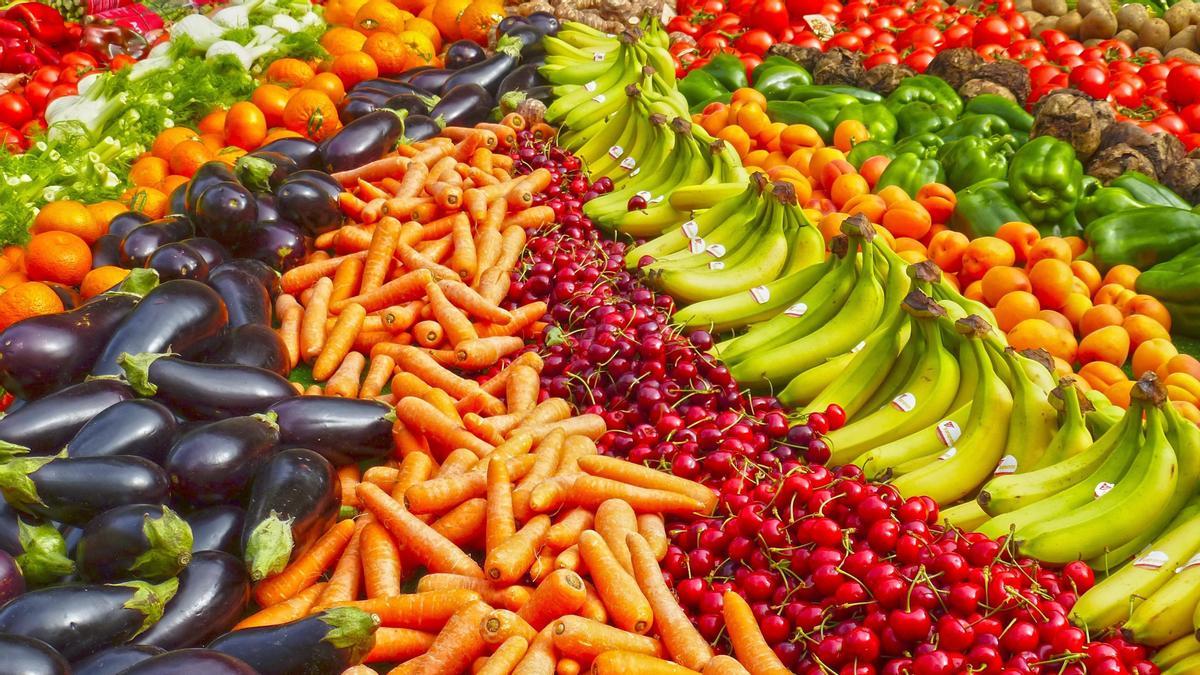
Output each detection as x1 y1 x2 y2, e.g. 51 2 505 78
630 167 641 177
939 447 957 461
891 393 916 412
636 190 653 201
1177 553 1200 573
689 238 707 254
709 261 725 270
706 244 726 258
592 94 606 103
584 81 597 92
607 145 623 159
1094 481 1116 499
649 195 665 204
784 302 807 317
620 157 637 170
593 51 606 61
749 286 771 304
1134 550 1169 570
681 220 699 238
936 420 961 447
805 14 835 40
851 341 866 353
993 455 1018 476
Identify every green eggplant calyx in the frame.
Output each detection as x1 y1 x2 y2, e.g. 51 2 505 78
116 268 160 297
117 577 180 636
245 511 295 582
320 606 382 662
15 519 74 585
0 453 58 510
131 506 194 580
117 351 174 396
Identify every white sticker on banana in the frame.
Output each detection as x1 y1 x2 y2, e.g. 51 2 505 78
939 447 957 461
851 341 866 353
891 393 916 412
584 81 597 92
936 420 961 447
709 261 725 270
784 302 806 317
591 94 605 103
1177 553 1200 573
1133 550 1169 570
680 220 698 238
749 286 770 304
706 244 726 258
993 455 1018 476
689 238 706 254
620 157 636 170
607 145 623 159
1094 481 1115 499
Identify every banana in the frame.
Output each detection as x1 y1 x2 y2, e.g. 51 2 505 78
560 67 643 130
671 256 833 333
647 188 768 270
772 351 857 408
1164 653 1200 675
546 48 640 124
855 329 921 417
941 500 990 530
1070 499 1200 633
573 95 637 171
624 178 759 265
670 182 749 211
1153 635 1200 670
991 346 1058 475
854 403 971 481
582 116 678 223
890 316 1014 505
1124 545 1200 646
1018 387 1179 564
778 203 825 275
1029 382 1093 470
584 92 651 178
612 133 711 237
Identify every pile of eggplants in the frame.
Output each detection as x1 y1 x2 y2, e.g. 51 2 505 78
338 13 558 134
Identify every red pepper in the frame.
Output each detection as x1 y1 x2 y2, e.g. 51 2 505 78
6 3 67 46
0 18 31 41
0 391 13 413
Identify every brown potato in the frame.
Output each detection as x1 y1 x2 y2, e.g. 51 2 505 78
1023 10 1045 26
1166 47 1200 63
1033 0 1066 15
1014 0 1032 11
1075 0 1106 17
1079 8 1118 40
1139 17 1172 50
1057 10 1083 37
1165 25 1198 52
1033 16 1061 37
1113 29 1140 46
1165 1 1196 34
1116 3 1149 33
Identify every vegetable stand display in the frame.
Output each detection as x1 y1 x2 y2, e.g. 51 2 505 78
5 0 1200 673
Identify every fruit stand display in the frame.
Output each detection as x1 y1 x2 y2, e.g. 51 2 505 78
5 0 1200 672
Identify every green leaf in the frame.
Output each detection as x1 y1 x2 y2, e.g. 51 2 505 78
116 578 180 636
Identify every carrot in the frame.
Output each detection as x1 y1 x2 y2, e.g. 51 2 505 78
569 477 704 515
577 456 717 515
253 518 356 602
335 268 434 313
393 422 433 460
595 499 638 575
304 384 325 396
484 514 550 584
557 659 581 675
437 279 512 324
507 398 569 431
300 277 334 362
723 591 790 675
473 228 502 286
427 280 478 345
423 386 464 424
493 225 528 274
637 514 668 562
278 296 303 369
530 550 558 584
701 656 752 675
359 353 396 400
385 343 497 402
577 530 653 634
313 303 366 381
578 580 607 623
334 224 376 252
591 652 700 675
529 436 597 514
417 235 454 264
446 213 476 281
411 319 443 347
504 364 539 415
405 470 500 513
471 147 494 171
357 482 485 577
464 414 503 446
554 545 581 573
234 581 327 630
412 600 493 675
390 160 429 198
362 521 402 598
477 302 549 339
363 627 437 663
283 253 368 295
339 191 369 220
452 336 525 369
325 350 366 397
333 589 483 631
476 433 536 464
390 447 436 499
503 205 554 230
342 665 378 675
425 155 458 186
418 573 530 611
477 266 512 306
482 352 545 396
383 302 425 332
476 123 516 148
515 415 607 444
365 466 401 491
330 255 365 307
395 396 495 457
390 370 433 400
331 154 413 186
395 241 458 280
357 177 391 200
517 569 586 630
500 112 526 130
477 636 530 675
627 532 713 670
431 497 487 547
313 517 369 611
512 430 565 519
481 608 537 645
551 616 663 660
338 465 362 508
513 624 557 675
436 448 481 477
355 330 397 353
547 509 594 551
359 218 401 295
530 123 556 142
445 126 494 153
486 456 516 556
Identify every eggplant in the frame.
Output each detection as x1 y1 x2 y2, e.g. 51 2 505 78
120 353 293 420
91 279 228 376
235 151 299 193
0 286 143 399
384 92 435 118
0 379 134 455
91 233 123 268
319 108 406 173
75 504 192 582
407 67 454 92
274 174 342 236
145 241 211 282
164 414 280 507
503 24 543 52
496 14 528 34
208 608 380 675
268 396 394 465
441 37 523 95
241 449 336 581
66 400 176 463
43 283 80 312
526 11 560 35
338 94 381 124
120 217 195 268
401 114 443 143
352 79 430 97
0 455 170 525
107 211 153 239
210 258 280 298
120 649 259 675
134 551 249 649
236 220 308 271
0 578 179 660
184 162 238 214
498 62 548 97
168 181 188 215
201 323 289 376
445 39 488 70
257 137 322 171
185 506 244 556
4 518 74 586
0 496 19 554
429 83 492 127
0 634 70 675
73 646 166 675
206 267 270 327
182 237 228 269
189 181 258 247
0 549 23 605
255 194 281 222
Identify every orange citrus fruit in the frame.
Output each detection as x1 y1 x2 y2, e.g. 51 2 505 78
0 282 65 330
25 231 93 286
80 266 130 299
151 127 199 160
32 200 103 244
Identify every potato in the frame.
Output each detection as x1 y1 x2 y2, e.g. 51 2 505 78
1033 16 1061 37
1033 0 1066 15
1167 46 1200 63
1165 25 1198 53
1079 8 1117 40
1075 0 1106 17
1139 18 1172 51
1116 3 1149 33
1114 29 1140 46
1014 0 1032 11
1057 10 1083 37
1023 10 1045 27
1165 1 1195 34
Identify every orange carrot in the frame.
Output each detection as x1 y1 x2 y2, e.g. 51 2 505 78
355 330 397 352
391 160 429 198
438 279 512 324
505 364 540 415
413 320 444 348
557 658 581 675
484 514 550 584
365 466 401 491
357 177 391 200
408 456 535 513
517 569 586 630
357 482 485 577
530 123 556 142
723 591 790 675
234 582 327 630
417 235 454 264
300 277 334 362
477 302 549 339
529 550 557 584
313 303 366 381
481 608 537 646
595 499 638 575
554 545 581 573
360 218 402 295
577 456 717 515
423 387 464 424
591 652 700 675
360 353 396 400
465 413 506 446
447 213 477 281
513 624 557 675
451 336 525 369
339 465 362 508
516 415 608 444
411 600 493 675
547 509 594 551
473 228 502 286
330 256 366 305
503 399 568 436
482 351 545 396
417 573 530 611
313 517 369 611
551 615 663 660
502 203 553 229
339 192 368 220
628 532 713 670
431 497 488 547
486 456 516 555
335 268 434 313
471 146 494 171
577 530 653 634
391 370 433 399
277 296 303 369
325 350 366 398
436 448 480 478
425 156 458 186
395 396 495 457
362 521 402 598
304 384 325 396
578 580 607 624
386 344 490 401
529 436 597 514
395 241 458 280
383 302 425 332
477 266 511 306
253 518 357 602
501 112 526 130
393 422 433 461
477 636 530 675
427 281 478 345
334 225 376 252
332 154 413 186
332 589 483 631
283 252 369 295
512 430 565 518
390 450 436 500
701 656 752 675
363 627 437 663
569 477 704 515
637 514 668 562
477 123 517 149
494 225 527 274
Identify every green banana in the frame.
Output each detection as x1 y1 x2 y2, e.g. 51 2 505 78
1030 382 1093 470
940 500 990 530
1123 545 1200 646
669 182 748 211
1153 635 1200 669
671 256 832 333
624 178 759 265
992 345 1058 475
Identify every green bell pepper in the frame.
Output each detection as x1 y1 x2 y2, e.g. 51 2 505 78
875 152 946 197
892 132 944 159
752 56 798 82
679 70 728 109
1137 243 1200 337
938 135 1016 191
895 102 953 139
1007 136 1084 229
949 180 1029 239
701 53 748 93
1109 172 1189 209
765 100 831 140
753 61 813 101
964 94 1033 133
1075 187 1150 227
1043 209 1084 238
784 85 882 104
938 114 1012 142
847 140 896 169
833 102 897 144
886 75 963 118
1084 207 1200 270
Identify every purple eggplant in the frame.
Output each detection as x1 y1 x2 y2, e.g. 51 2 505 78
120 217 195 268
168 181 188 215
184 162 237 214
338 93 384 123
190 181 258 247
181 237 228 268
73 646 166 675
257 137 322 171
352 77 432 94
0 281 146 399
235 220 308 271
441 36 522 95
120 649 258 675
384 92 435 118
430 83 492 127
185 506 243 556
235 151 299 194
400 114 443 143
91 279 228 377
240 449 336 581
164 414 280 507
206 267 270 327
255 193 281 222
0 635 69 675
120 352 293 420
408 67 454 92
498 62 548 97
445 39 487 70
134 551 249 649
91 233 123 268
0 549 24 605
75 504 192 582
145 241 211 282
0 497 20 554
0 379 134 455
66 399 176 462
503 24 543 53
274 174 342 236
319 108 406 173
0 455 170 525
201 323 289 376
0 578 178 660
497 14 527 33
108 211 153 239
208 608 379 675
268 396 393 465
8 518 74 586
211 259 280 298
526 11 560 35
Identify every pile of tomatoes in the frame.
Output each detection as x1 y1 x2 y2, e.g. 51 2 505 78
0 50 117 152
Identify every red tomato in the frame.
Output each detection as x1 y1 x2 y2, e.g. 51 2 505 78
977 44 1008 60
1004 11 1029 34
849 21 875 41
1179 103 1200 131
668 16 700 35
904 48 935 72
942 23 972 48
46 83 76 103
697 33 730 52
1069 63 1109 99
901 23 943 48
1007 38 1045 59
751 0 790 34
1181 132 1200 150
973 15 1013 47
827 32 864 51
872 32 896 47
0 93 32 128
22 79 52 111
1108 81 1140 108
864 51 901 68
60 51 97 69
1039 29 1069 46
735 29 775 56
739 53 762 73
1167 63 1200 106
0 124 24 153
1157 113 1189 136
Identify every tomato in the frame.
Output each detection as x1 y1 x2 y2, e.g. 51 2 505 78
701 0 724 12
901 24 943 48
0 93 32 128
751 0 790 34
904 48 935 72
59 52 97 70
1157 113 1189 136
697 33 730 52
1069 63 1109 99
22 79 51 111
1167 63 1200 106
1039 29 1069 46
1181 132 1200 150
1050 40 1084 61
735 29 775 56
1058 55 1085 71
1007 38 1045 60
1004 11 1029 34
1100 39 1133 60
1079 47 1106 63
872 32 896 47
942 23 972 48
973 15 1013 47
977 44 1008 60
1179 103 1200 131
668 16 700 35
864 51 901 68
1108 81 1140 109
790 31 822 49
32 65 60 84
0 124 24 153
840 1 870 22
738 52 762 74
849 22 875 41
46 83 76 103
828 31 864 51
